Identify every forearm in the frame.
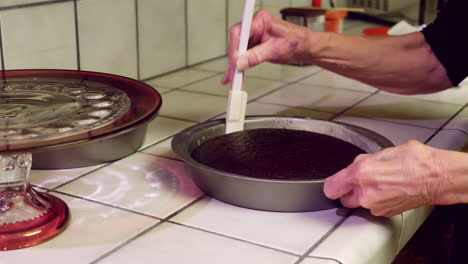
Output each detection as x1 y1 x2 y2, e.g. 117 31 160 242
434 148 468 205
302 31 452 94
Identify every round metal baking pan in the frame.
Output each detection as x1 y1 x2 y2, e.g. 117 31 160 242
172 116 394 212
0 70 162 169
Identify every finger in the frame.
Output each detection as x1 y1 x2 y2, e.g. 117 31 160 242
222 23 242 84
236 40 282 71
340 190 362 208
323 168 354 200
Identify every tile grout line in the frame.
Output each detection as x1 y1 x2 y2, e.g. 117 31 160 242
73 0 80 71
157 114 198 123
151 70 218 91
141 54 227 82
328 90 380 121
90 195 206 264
0 20 5 71
293 209 358 264
424 102 468 144
184 0 188 67
0 0 74 11
49 189 163 221
49 164 112 191
297 256 343 264
167 220 302 258
135 0 140 80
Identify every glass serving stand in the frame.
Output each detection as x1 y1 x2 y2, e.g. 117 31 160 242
0 70 161 250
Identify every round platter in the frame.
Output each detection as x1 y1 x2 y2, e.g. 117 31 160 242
0 70 162 167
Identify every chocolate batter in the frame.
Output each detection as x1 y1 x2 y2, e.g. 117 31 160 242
191 128 366 180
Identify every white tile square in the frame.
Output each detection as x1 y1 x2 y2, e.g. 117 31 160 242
181 74 285 99
146 69 215 88
299 70 378 93
345 93 463 129
244 101 334 120
259 83 371 114
172 197 349 255
57 153 203 218
445 106 468 133
159 90 228 122
311 208 403 264
98 222 298 264
1 193 157 264
1 2 77 70
427 129 467 151
77 0 137 79
379 86 468 106
142 137 180 160
30 164 104 189
138 0 186 79
141 116 196 149
334 116 437 146
187 0 226 65
245 63 322 83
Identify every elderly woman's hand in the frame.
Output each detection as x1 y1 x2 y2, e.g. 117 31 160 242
323 140 449 217
222 10 324 84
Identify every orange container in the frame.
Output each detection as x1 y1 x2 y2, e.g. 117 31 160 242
362 26 389 36
324 11 347 33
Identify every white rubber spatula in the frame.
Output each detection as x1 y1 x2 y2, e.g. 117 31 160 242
225 0 256 134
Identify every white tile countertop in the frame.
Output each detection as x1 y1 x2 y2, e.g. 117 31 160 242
2 58 467 264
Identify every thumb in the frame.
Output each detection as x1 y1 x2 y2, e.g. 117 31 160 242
323 168 354 200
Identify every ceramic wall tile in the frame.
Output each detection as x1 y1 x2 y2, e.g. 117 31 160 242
138 0 186 80
344 93 463 129
141 116 196 149
445 106 468 133
427 129 468 151
97 222 298 264
57 153 203 218
1 2 77 69
172 197 349 255
77 0 137 79
146 69 216 88
180 74 285 99
259 83 370 114
291 0 311 7
311 208 403 264
227 0 262 27
30 164 105 189
299 70 378 93
1 193 157 264
159 90 228 122
334 116 437 146
187 0 226 65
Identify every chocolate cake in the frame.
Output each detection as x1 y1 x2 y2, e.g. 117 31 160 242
191 128 366 180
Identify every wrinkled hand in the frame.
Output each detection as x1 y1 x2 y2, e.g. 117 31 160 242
222 10 314 84
324 140 445 217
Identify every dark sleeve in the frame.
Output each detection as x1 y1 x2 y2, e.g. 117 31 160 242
422 0 468 86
